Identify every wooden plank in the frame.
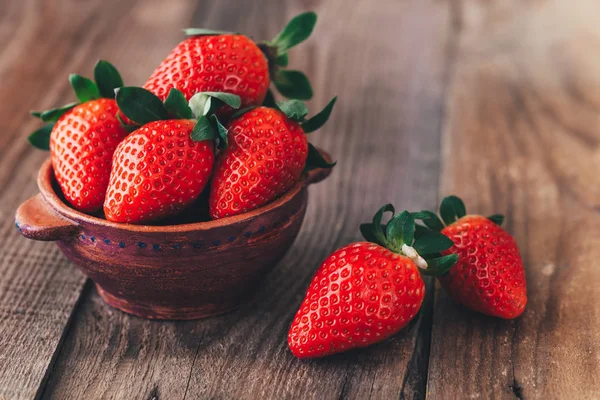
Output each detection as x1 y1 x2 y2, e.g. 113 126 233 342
41 0 455 398
0 0 198 398
427 1 600 399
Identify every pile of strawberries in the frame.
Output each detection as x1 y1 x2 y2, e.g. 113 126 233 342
288 197 527 358
28 12 528 360
29 12 335 224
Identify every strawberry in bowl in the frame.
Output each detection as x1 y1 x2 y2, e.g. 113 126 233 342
28 61 129 213
144 12 318 111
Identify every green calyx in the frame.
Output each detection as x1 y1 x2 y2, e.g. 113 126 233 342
271 97 337 171
411 195 505 230
360 204 458 277
183 12 317 100
406 195 507 275
263 12 317 100
29 60 124 150
274 97 337 130
116 86 241 148
267 12 317 56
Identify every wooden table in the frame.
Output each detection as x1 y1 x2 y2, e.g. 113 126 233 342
1 0 599 398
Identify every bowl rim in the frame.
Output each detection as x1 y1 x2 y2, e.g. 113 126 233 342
38 158 306 233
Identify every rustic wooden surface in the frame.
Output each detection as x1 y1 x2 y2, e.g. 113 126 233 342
0 0 598 399
427 1 600 399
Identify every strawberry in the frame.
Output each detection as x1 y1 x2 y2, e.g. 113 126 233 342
28 61 129 212
144 12 318 110
288 206 457 358
104 87 241 223
412 196 527 319
208 98 337 219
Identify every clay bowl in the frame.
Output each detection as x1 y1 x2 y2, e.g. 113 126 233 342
15 152 332 320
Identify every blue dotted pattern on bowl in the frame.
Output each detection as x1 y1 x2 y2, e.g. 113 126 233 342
75 208 299 250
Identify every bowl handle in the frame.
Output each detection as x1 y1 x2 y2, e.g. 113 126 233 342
305 147 334 186
15 194 79 241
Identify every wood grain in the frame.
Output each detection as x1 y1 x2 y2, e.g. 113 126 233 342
7 0 598 398
427 0 600 399
39 0 455 399
0 0 199 398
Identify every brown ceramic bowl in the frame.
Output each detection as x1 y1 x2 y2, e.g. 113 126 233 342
15 151 332 320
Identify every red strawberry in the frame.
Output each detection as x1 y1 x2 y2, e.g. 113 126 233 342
144 34 269 108
288 206 457 358
143 12 318 108
209 98 336 219
413 196 527 319
28 61 129 212
103 119 214 223
106 87 237 223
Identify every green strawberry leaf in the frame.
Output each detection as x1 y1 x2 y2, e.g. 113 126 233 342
28 123 54 150
414 224 431 238
69 74 101 103
488 214 504 226
301 96 337 133
277 99 308 121
275 53 289 67
359 223 387 246
164 88 193 119
184 28 235 36
269 11 317 55
304 143 336 171
411 210 445 231
189 92 241 118
190 116 217 141
201 92 242 109
386 210 414 251
439 195 466 225
413 231 454 255
33 102 78 123
94 60 123 99
419 254 458 276
372 204 394 249
211 115 228 148
273 70 313 100
116 86 170 125
189 93 210 118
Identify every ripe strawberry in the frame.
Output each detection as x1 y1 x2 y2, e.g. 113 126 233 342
144 12 318 109
104 119 214 223
28 61 129 212
144 34 269 108
288 206 457 358
209 98 336 219
106 87 241 223
413 196 527 319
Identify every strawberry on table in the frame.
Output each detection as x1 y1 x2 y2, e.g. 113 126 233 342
104 87 241 224
412 196 527 319
208 98 337 219
28 61 129 213
288 205 458 359
143 12 318 110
